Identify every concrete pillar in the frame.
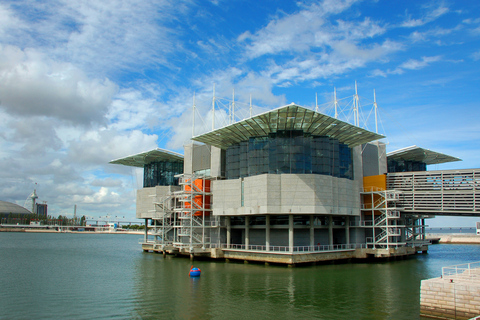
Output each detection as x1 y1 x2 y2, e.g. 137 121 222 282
346 216 350 245
421 218 426 240
289 214 294 253
226 216 231 248
144 218 148 242
310 215 314 248
245 216 250 249
266 215 270 251
329 216 333 248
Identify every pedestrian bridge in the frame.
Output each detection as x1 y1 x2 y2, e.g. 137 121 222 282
386 168 480 216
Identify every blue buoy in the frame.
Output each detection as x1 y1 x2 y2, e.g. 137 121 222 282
189 266 201 277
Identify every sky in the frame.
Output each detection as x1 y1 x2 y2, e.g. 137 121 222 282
0 0 479 227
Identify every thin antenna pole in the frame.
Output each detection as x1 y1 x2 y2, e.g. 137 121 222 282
249 94 252 117
315 93 318 112
354 81 359 126
334 87 338 119
212 84 215 130
232 88 235 124
374 89 378 134
192 92 196 138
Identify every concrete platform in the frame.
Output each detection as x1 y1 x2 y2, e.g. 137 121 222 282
140 243 428 265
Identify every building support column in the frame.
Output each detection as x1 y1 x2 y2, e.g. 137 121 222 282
245 216 250 249
144 218 148 242
226 216 231 249
329 215 333 248
421 218 426 240
345 216 350 245
310 215 315 249
266 215 270 251
289 214 294 253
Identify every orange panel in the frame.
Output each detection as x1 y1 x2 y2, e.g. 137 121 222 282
184 179 211 192
363 174 386 191
185 195 211 216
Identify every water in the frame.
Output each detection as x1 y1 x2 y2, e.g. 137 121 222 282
1 233 480 320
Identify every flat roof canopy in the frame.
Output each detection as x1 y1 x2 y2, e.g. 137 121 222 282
109 148 184 168
387 145 461 165
192 104 385 149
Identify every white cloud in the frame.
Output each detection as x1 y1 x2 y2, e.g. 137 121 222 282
401 2 450 28
67 129 158 167
240 1 363 59
398 55 442 70
0 45 116 126
473 50 480 61
373 56 443 76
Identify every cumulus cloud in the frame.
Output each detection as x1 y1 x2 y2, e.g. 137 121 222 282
67 129 159 166
0 45 116 126
240 1 368 59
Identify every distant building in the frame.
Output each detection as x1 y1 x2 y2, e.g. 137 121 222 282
36 203 48 216
111 103 479 264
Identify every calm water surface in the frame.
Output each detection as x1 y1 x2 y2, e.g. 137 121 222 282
1 232 480 320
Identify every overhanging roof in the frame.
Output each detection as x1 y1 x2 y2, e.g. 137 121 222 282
192 104 385 149
109 148 184 168
387 145 461 165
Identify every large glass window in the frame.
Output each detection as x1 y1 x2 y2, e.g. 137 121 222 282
387 159 427 173
225 131 353 180
143 161 183 187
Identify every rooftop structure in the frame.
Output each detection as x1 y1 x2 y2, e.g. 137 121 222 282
192 104 384 149
110 148 184 167
0 200 32 215
387 145 461 165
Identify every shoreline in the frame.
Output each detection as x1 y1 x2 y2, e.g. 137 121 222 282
0 228 144 235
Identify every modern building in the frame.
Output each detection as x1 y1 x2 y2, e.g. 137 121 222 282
111 103 479 264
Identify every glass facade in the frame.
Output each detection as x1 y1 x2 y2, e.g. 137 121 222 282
225 130 353 180
387 159 426 173
143 161 183 187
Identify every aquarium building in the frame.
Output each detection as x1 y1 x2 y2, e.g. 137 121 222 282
111 103 478 264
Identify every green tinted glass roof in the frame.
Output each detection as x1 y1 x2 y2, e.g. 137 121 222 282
192 104 385 149
387 145 461 165
109 148 184 168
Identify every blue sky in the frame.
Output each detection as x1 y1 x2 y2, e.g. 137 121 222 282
0 0 479 227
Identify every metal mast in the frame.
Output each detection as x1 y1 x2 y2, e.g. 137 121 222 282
334 87 339 119
374 89 378 134
192 92 196 138
354 81 359 126
212 84 215 130
315 93 318 112
249 95 252 117
232 89 235 124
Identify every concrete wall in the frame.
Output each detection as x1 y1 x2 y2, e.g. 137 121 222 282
183 143 211 175
362 142 387 177
420 277 480 319
210 146 225 178
136 186 181 219
212 173 361 216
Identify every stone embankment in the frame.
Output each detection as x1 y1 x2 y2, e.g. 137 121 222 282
426 233 480 244
420 262 480 319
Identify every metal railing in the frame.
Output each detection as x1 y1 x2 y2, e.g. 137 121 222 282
217 243 365 252
442 261 480 281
